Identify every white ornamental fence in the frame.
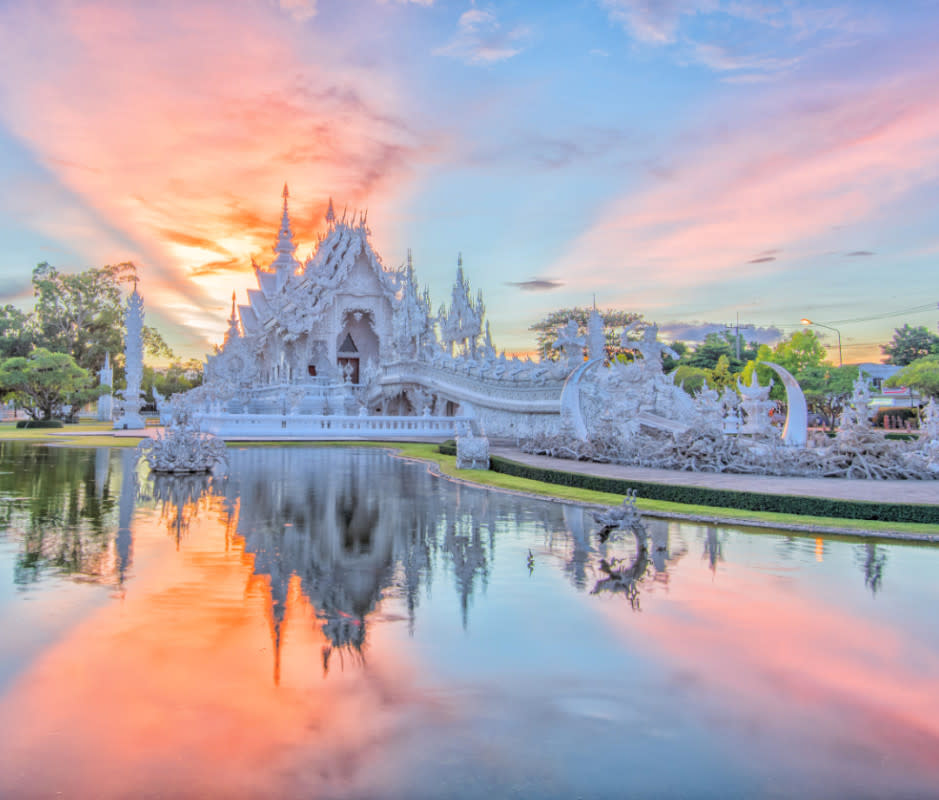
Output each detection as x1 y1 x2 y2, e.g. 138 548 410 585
196 412 473 440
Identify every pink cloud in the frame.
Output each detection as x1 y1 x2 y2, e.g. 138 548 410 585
550 66 939 310
0 0 432 354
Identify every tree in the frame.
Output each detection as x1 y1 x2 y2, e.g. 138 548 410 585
683 331 758 372
0 348 101 420
142 359 204 407
881 324 939 366
706 355 736 391
671 364 710 395
768 329 827 374
0 304 35 359
31 261 173 373
886 355 939 399
797 364 859 432
530 307 642 361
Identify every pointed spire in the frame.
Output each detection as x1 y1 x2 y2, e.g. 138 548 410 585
325 197 335 225
225 290 241 343
269 186 300 290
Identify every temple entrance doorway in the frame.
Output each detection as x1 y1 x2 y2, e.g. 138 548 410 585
336 316 378 384
337 356 359 384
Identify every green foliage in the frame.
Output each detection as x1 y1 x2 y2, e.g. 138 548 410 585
31 261 174 373
446 450 939 525
142 359 204 406
886 355 939 398
0 348 101 420
15 419 64 429
796 364 859 432
671 364 710 395
661 340 687 372
881 324 939 366
769 329 827 374
529 307 643 361
0 304 35 359
684 331 757 372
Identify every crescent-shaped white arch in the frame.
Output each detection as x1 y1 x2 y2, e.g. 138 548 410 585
762 361 807 447
559 358 604 440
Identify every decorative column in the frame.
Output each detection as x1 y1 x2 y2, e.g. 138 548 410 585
97 352 113 421
114 283 146 430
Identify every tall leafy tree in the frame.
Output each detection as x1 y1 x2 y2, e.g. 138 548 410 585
31 261 173 374
0 304 35 359
684 331 758 372
0 348 102 420
881 324 939 366
767 329 827 374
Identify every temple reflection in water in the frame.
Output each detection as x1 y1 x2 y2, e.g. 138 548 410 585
148 447 680 675
0 442 897 679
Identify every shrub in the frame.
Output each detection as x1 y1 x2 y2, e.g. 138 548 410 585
15 419 65 429
438 443 939 525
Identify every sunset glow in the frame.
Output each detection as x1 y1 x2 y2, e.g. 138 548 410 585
0 0 937 361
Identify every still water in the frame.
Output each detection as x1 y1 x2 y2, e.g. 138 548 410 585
0 442 937 799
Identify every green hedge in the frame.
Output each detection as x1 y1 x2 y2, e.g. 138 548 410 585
885 433 919 441
15 419 64 429
438 443 939 524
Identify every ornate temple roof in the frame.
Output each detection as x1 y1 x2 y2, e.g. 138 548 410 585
236 190 403 338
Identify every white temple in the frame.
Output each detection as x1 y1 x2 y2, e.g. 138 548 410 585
175 186 590 438
155 185 939 479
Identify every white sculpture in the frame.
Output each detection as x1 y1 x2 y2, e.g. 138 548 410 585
97 353 113 422
138 424 227 473
113 283 145 430
762 362 808 447
737 370 775 437
586 309 606 362
553 318 586 370
161 184 936 480
455 423 490 469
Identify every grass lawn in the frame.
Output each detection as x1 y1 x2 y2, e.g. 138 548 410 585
1 427 934 538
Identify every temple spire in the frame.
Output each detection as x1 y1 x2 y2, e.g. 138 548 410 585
269 185 300 291
325 197 335 226
225 290 241 343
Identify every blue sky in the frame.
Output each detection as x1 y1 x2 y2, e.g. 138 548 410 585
0 0 937 361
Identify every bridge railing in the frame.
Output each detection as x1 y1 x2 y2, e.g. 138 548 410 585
197 412 473 439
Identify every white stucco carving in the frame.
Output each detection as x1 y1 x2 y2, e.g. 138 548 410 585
160 187 935 479
113 286 145 430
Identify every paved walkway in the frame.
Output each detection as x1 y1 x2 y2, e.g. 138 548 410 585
490 447 939 506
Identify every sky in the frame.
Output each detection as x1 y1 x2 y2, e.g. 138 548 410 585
0 0 937 364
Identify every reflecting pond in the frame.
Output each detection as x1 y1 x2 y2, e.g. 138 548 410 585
1 442 938 799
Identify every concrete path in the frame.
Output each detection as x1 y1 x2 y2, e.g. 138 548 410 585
490 446 939 506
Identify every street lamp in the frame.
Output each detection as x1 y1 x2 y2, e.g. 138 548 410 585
800 318 842 367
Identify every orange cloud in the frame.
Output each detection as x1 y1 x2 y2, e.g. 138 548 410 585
0 0 433 355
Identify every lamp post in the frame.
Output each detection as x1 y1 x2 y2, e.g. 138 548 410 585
800 318 842 367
